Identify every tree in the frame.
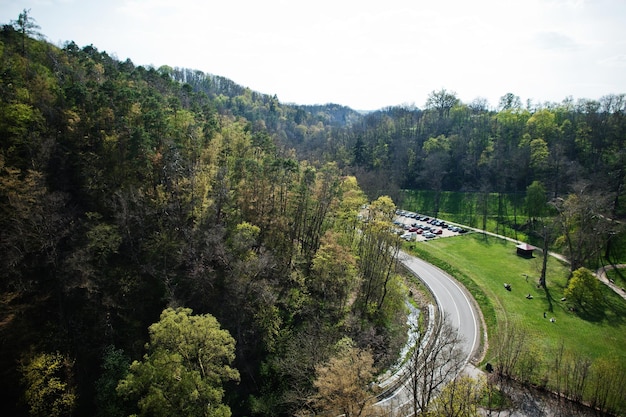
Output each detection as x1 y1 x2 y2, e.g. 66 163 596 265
529 138 549 172
312 338 377 417
526 109 558 143
426 88 459 118
429 375 485 417
358 196 400 316
405 315 466 416
117 307 239 417
11 9 41 55
20 352 76 417
552 183 617 272
525 180 546 224
498 93 522 111
589 357 626 415
95 346 130 417
537 222 557 289
525 180 551 287
564 267 602 311
310 231 357 318
492 321 529 380
421 135 452 218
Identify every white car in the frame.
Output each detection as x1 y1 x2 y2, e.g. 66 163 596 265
401 231 417 241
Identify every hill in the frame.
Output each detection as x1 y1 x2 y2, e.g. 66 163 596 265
0 21 406 417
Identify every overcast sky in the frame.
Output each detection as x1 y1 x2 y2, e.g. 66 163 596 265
2 0 626 110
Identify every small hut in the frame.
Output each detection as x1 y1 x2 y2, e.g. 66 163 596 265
516 243 536 258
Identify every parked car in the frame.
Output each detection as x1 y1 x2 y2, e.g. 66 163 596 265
433 228 443 235
401 231 417 241
423 232 436 239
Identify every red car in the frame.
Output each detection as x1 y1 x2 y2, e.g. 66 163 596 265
433 228 443 235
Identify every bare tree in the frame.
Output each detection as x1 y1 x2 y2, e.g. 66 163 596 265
492 321 529 380
425 89 459 118
551 181 618 273
405 314 467 416
589 357 626 415
562 353 592 404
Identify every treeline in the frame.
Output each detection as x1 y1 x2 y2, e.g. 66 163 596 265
0 20 407 416
150 69 626 224
282 90 626 219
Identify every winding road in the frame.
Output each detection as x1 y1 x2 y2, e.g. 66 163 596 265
399 251 481 364
376 250 483 412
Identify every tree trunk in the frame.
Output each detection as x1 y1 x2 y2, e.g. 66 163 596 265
539 227 549 287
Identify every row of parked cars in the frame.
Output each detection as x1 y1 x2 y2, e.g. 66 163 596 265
393 210 467 241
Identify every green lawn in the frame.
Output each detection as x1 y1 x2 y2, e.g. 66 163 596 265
407 232 626 365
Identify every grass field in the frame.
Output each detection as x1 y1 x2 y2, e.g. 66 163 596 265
407 232 626 366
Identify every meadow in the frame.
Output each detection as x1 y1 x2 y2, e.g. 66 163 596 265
407 232 626 367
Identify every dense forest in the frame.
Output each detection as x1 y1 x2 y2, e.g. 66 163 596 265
2 11 626 417
174 65 626 217
0 17 408 417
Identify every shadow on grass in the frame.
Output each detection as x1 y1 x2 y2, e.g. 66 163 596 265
570 294 626 325
574 303 606 323
541 285 555 313
603 292 626 326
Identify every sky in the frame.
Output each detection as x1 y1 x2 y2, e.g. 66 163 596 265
2 0 626 110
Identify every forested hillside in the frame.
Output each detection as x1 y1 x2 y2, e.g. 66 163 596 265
2 12 626 417
297 91 626 216
0 21 407 417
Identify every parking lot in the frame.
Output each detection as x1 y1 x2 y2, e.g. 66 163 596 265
393 210 467 242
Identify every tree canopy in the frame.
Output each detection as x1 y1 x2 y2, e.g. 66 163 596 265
117 308 239 417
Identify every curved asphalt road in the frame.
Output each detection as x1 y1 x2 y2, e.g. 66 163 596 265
399 251 481 365
376 251 482 412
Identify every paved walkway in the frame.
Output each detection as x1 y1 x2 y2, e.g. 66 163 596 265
596 264 626 301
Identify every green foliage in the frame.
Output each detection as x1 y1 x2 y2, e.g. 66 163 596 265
525 180 547 221
20 352 76 417
429 375 485 417
310 231 357 317
117 307 239 417
564 267 602 310
95 346 130 417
